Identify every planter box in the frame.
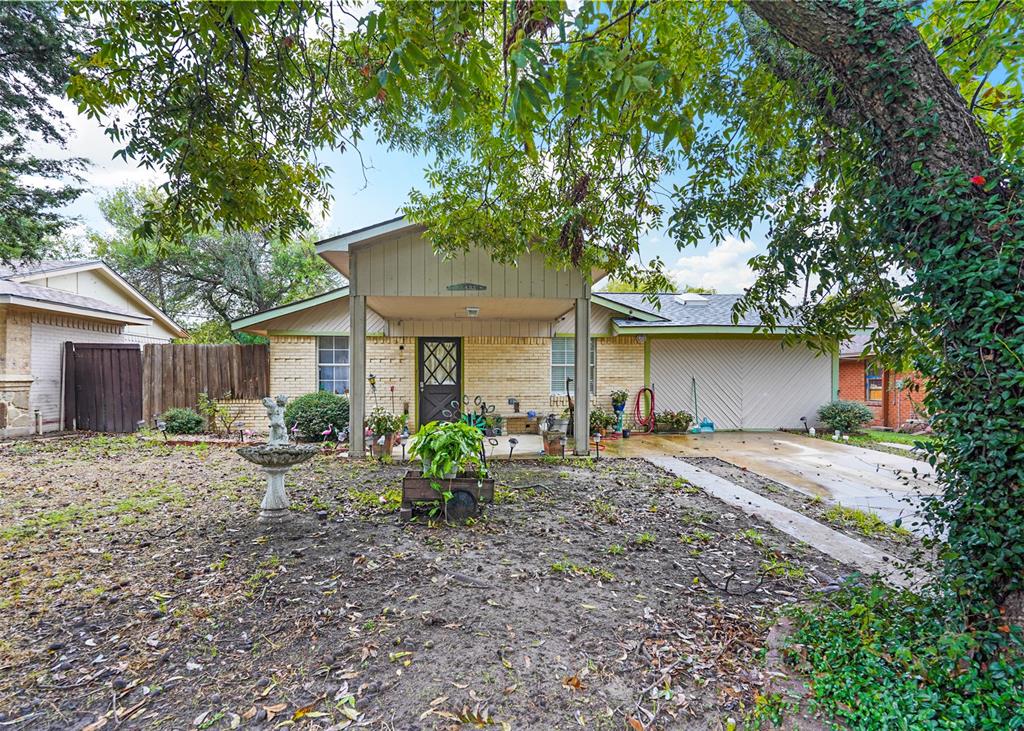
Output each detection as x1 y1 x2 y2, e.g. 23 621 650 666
400 469 495 522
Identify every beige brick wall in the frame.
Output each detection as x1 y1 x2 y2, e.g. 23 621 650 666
367 336 416 422
463 337 554 419
593 336 646 413
260 333 647 433
268 335 318 396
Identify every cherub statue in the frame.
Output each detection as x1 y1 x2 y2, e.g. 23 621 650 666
263 395 289 445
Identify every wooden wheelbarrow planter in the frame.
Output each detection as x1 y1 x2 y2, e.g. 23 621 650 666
400 470 495 522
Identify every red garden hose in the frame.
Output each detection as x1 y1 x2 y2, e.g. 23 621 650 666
633 386 655 433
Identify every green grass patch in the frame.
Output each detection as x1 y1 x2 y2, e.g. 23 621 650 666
823 505 911 541
550 560 614 582
786 583 1024 729
347 486 402 514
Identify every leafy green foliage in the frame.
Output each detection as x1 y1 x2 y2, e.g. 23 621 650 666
160 408 204 435
366 406 405 436
0 2 84 260
588 407 616 433
654 410 694 433
609 389 630 409
816 400 875 434
408 420 484 480
65 2 380 242
787 584 1024 729
284 391 349 441
89 186 335 332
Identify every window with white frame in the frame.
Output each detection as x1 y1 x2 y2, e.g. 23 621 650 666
550 338 597 394
318 336 350 395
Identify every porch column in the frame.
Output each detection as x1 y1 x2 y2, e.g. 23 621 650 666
573 296 590 455
349 293 366 457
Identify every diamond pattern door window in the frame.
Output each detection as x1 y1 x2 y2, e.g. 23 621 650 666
422 340 458 385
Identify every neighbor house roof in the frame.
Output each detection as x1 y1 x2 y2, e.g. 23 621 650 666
594 292 804 332
2 258 186 336
0 258 99 279
840 332 874 358
0 278 152 326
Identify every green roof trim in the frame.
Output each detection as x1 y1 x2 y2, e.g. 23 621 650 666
590 293 665 322
231 287 349 330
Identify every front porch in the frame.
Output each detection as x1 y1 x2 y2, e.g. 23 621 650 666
316 218 599 456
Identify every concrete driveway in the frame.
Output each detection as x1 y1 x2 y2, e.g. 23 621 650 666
602 431 938 530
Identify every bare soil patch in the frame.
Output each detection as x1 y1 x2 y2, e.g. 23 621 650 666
1 436 850 730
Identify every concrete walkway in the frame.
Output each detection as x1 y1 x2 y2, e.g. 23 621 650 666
603 431 938 533
646 455 927 589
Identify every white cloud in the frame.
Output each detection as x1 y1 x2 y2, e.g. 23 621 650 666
668 236 758 293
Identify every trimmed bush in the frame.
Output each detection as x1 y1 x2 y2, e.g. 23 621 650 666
817 400 874 433
654 409 694 432
161 407 204 434
284 391 350 441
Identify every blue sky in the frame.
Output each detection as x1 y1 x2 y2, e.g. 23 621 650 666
56 103 764 293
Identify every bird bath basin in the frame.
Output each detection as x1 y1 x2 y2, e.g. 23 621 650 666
237 444 318 524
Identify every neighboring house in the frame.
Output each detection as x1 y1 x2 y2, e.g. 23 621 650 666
0 259 186 437
839 333 926 429
232 217 838 455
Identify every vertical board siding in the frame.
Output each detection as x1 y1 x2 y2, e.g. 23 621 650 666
142 344 269 421
352 235 586 299
649 338 832 430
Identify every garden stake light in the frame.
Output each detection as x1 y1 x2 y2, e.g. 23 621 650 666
592 432 601 460
508 437 518 460
156 419 167 440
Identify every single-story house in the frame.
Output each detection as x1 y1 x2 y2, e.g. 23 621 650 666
0 259 186 437
839 333 926 429
232 217 838 455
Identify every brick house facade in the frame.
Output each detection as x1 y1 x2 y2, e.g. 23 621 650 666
839 334 927 429
232 217 838 452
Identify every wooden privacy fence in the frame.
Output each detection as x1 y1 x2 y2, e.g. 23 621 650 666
142 343 269 421
64 343 144 432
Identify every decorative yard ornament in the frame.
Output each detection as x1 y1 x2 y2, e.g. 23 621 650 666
263 395 289 445
238 395 317 524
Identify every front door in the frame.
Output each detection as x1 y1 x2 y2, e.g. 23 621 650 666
418 337 461 426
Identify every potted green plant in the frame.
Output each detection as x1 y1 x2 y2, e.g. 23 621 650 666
367 406 406 457
589 407 616 436
610 389 630 414
409 420 485 479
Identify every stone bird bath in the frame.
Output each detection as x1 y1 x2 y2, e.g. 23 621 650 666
237 395 317 524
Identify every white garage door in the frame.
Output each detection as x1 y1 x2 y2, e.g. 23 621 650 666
649 338 832 430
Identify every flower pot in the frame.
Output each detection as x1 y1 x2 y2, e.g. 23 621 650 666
372 432 396 457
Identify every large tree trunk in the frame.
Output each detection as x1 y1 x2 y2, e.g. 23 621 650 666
746 1 991 186
747 0 1024 628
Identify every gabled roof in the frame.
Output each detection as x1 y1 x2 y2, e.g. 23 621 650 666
0 279 152 325
0 258 99 279
2 258 187 336
231 287 350 330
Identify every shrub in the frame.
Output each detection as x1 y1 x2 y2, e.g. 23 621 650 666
786 583 1024 729
161 407 204 434
817 400 874 433
284 391 350 441
654 409 694 432
367 406 406 436
589 407 616 433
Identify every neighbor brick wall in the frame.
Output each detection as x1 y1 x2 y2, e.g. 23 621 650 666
838 359 883 425
838 357 927 429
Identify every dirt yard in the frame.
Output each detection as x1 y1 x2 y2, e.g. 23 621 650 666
0 435 853 730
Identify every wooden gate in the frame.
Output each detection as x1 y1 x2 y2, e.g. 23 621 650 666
63 343 143 433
